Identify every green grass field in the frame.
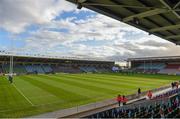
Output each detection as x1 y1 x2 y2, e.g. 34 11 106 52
0 73 180 117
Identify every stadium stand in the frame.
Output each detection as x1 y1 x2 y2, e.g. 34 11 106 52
0 66 3 73
13 65 27 74
33 65 44 74
136 63 165 73
1 64 27 74
153 88 180 100
52 65 81 73
129 56 180 75
158 64 180 75
42 65 53 73
79 67 97 73
166 64 180 69
86 88 180 118
25 65 44 74
0 55 114 74
2 64 10 74
137 63 165 70
25 65 35 73
158 69 180 75
96 67 111 72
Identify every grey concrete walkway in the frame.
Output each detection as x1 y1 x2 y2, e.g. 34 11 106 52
32 86 174 118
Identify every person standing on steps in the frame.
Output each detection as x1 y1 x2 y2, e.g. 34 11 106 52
122 95 128 105
147 90 153 99
116 94 122 107
137 88 141 97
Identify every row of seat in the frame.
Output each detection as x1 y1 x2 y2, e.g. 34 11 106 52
137 63 166 70
86 89 180 118
158 69 180 75
53 66 81 73
0 64 111 74
153 88 180 100
0 66 3 73
135 63 180 75
79 67 97 73
1 65 53 74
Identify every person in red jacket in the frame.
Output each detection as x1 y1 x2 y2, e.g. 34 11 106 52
116 94 122 107
147 90 153 99
122 95 128 105
176 82 179 89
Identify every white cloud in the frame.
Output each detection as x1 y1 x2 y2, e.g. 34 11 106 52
0 0 76 33
16 13 180 61
1 0 180 61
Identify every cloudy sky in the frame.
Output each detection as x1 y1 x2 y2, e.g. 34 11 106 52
0 0 180 61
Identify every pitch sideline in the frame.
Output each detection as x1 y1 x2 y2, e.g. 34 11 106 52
12 83 34 106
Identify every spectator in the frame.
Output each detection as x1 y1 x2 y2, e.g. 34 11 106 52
137 88 141 97
122 95 128 105
171 82 174 89
88 95 180 118
176 82 179 89
159 108 165 118
147 90 152 99
168 107 172 113
116 94 122 107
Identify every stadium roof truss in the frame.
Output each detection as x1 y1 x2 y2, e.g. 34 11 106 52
128 56 180 61
67 0 180 45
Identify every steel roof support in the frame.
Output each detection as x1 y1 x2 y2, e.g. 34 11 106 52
150 24 180 32
123 9 168 22
166 34 180 39
159 0 180 19
173 1 180 9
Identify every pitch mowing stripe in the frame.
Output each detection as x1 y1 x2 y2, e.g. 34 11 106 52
33 74 137 98
35 75 108 97
75 73 169 85
61 74 163 91
33 75 137 99
65 74 161 88
21 76 89 102
32 75 102 98
82 74 165 86
28 75 126 98
117 73 180 80
77 74 161 84
0 77 9 109
95 73 177 82
58 74 148 90
54 74 168 93
40 74 137 97
0 74 179 118
0 77 30 110
15 76 59 104
35 74 122 94
105 73 176 84
30 74 166 95
12 84 34 106
49 74 141 95
37 74 122 92
55 74 136 91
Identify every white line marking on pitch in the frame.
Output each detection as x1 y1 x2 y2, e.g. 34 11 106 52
12 84 34 106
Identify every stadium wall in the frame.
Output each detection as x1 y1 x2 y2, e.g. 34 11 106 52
0 55 115 74
128 56 180 75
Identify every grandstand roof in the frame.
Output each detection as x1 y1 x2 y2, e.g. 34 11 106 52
67 0 180 45
128 55 180 61
0 54 114 63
